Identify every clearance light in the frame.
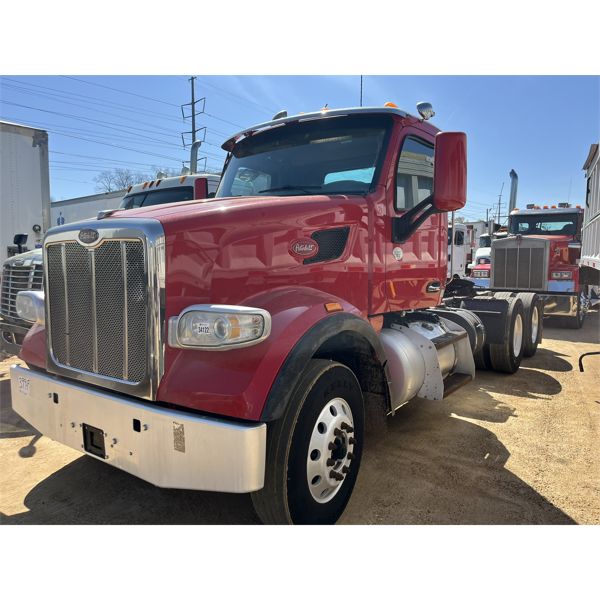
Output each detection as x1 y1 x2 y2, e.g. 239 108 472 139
384 102 398 108
156 180 162 186
576 204 582 208
127 186 132 193
551 205 557 208
180 176 187 184
168 305 271 350
142 182 149 189
551 271 573 280
543 205 549 209
149 180 155 188
325 302 343 313
321 104 330 112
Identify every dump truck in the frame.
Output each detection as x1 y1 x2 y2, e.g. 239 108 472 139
10 103 540 524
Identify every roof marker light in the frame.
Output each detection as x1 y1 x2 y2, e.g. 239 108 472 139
543 205 549 209
127 186 132 193
321 104 330 112
142 182 148 189
156 180 162 187
149 180 155 188
179 176 187 184
551 205 557 208
384 102 398 108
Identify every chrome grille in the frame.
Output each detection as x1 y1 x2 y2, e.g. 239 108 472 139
0 263 44 322
492 240 547 290
46 240 148 383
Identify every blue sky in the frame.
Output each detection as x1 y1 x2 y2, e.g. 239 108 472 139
1 75 598 221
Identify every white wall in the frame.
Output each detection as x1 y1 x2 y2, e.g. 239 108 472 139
50 191 125 226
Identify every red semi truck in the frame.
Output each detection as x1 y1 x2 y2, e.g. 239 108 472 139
491 203 589 328
10 104 539 524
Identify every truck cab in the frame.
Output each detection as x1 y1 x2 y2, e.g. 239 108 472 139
10 104 534 524
491 203 588 326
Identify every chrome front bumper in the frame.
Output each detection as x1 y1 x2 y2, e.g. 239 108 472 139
10 365 266 493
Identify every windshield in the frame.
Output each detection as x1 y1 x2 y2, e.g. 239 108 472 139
509 213 579 236
216 115 392 198
479 236 491 248
119 186 194 209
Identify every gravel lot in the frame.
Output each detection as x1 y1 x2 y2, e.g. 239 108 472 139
1 310 598 525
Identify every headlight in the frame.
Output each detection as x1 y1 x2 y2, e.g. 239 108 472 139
16 290 45 324
551 271 573 280
168 305 271 350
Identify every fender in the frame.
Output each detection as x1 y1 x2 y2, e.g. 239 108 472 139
261 310 389 421
157 286 383 421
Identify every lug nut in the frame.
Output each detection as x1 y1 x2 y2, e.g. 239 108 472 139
341 423 354 433
342 466 350 474
328 442 336 451
329 470 344 481
348 437 355 445
347 452 355 460
326 458 336 467
334 427 343 437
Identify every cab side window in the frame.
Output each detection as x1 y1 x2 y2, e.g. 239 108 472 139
454 230 464 245
395 136 434 211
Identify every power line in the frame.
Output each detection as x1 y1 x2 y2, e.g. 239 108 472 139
1 77 186 126
199 78 277 116
62 76 180 107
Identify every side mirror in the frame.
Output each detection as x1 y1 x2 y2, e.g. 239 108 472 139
432 132 467 212
13 233 28 254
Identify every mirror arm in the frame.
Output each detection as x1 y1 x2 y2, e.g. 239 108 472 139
392 195 439 243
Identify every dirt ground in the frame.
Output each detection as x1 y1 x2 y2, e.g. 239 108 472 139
1 310 598 525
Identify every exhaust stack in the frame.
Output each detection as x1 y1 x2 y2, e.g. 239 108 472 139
508 169 518 212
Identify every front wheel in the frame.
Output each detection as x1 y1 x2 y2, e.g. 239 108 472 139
566 293 586 329
251 359 364 525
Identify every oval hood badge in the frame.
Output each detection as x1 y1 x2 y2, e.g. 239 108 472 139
289 237 319 259
79 228 100 244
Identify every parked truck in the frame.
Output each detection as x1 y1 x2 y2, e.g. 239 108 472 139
10 104 540 524
491 203 589 327
0 171 220 356
580 143 600 299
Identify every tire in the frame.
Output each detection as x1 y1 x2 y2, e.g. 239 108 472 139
516 292 543 357
566 294 585 329
488 297 525 374
251 359 364 525
473 343 492 370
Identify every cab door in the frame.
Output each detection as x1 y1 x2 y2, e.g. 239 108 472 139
385 130 446 310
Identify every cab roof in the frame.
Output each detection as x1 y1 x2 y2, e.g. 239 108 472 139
126 172 220 195
222 106 436 152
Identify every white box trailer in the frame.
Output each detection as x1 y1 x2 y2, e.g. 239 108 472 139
580 143 600 293
0 120 51 260
50 190 126 226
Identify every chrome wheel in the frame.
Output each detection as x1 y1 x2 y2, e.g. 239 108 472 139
306 397 355 504
513 313 523 357
530 305 539 344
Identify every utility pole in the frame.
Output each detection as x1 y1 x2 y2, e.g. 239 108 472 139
360 76 363 107
190 76 197 143
497 182 505 225
181 76 206 149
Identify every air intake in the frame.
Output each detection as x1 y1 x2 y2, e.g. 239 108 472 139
304 227 350 265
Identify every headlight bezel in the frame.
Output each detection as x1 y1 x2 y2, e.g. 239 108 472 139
167 304 272 351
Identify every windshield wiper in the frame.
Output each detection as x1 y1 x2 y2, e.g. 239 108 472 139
258 185 322 194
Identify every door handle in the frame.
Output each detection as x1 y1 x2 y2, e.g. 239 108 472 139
426 281 441 293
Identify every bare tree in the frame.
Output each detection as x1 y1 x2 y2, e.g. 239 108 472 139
94 168 148 192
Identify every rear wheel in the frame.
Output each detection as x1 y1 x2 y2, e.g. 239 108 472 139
251 359 364 525
516 293 543 357
488 297 525 373
566 293 586 329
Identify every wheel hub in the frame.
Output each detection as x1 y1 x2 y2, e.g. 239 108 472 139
513 313 523 357
306 397 355 504
531 306 539 344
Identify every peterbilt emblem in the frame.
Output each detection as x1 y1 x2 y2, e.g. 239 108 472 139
78 228 100 244
13 258 25 266
289 238 319 259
